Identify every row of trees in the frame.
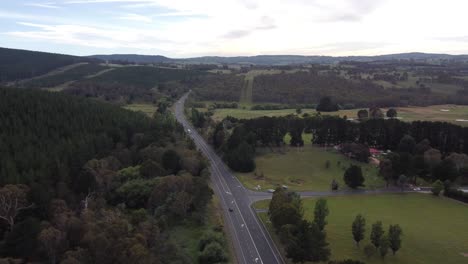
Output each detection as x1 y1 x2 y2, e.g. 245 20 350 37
352 215 403 259
214 114 468 184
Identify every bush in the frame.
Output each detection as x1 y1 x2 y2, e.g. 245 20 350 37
444 188 468 203
431 180 444 196
344 165 365 189
198 231 225 251
198 242 227 264
363 244 375 258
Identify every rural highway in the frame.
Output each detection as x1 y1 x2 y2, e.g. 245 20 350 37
175 93 284 264
174 93 427 264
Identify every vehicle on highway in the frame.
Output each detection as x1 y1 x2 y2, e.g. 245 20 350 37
187 128 191 133
267 189 275 193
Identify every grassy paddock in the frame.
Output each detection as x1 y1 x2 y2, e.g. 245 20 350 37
199 102 468 126
254 193 468 264
123 104 157 116
236 143 383 192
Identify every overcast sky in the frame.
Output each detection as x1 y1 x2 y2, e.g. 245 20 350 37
1 0 468 57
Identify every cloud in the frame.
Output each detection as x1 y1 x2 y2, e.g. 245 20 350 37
119 13 152 22
24 2 60 9
223 30 250 39
3 0 468 57
7 21 175 50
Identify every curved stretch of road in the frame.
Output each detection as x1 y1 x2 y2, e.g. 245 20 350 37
174 93 428 264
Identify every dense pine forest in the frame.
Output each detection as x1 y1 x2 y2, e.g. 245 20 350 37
0 87 224 263
20 63 110 89
0 48 96 82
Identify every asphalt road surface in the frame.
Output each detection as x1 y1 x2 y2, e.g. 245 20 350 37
175 93 284 264
174 93 428 264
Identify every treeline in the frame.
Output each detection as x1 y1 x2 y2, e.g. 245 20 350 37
66 66 205 103
0 88 222 263
252 71 468 106
211 115 468 185
20 63 109 89
192 74 244 101
0 47 96 82
251 103 316 110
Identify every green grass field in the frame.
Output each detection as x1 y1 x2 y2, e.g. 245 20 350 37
254 193 468 264
396 105 468 125
199 102 468 126
123 104 157 116
236 143 383 192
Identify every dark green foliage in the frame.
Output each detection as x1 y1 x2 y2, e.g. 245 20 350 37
148 175 213 219
317 97 339 112
313 198 329 231
139 160 166 178
271 203 303 230
198 241 228 264
224 141 256 172
162 149 182 174
198 231 225 251
67 66 203 103
191 108 207 128
253 71 380 106
431 180 444 196
21 63 109 89
115 178 159 208
357 109 369 120
444 187 468 203
1 217 40 258
0 87 160 192
340 143 370 163
379 236 390 258
398 135 416 153
193 74 244 101
344 165 365 189
331 179 339 190
352 214 366 246
268 189 303 229
81 66 202 89
370 221 384 248
363 244 375 258
369 107 384 119
0 47 94 82
432 159 459 181
285 220 330 263
386 108 397 118
388 224 403 255
329 260 365 264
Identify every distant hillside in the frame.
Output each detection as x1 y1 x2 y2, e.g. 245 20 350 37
90 54 171 64
0 47 99 82
90 52 468 65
